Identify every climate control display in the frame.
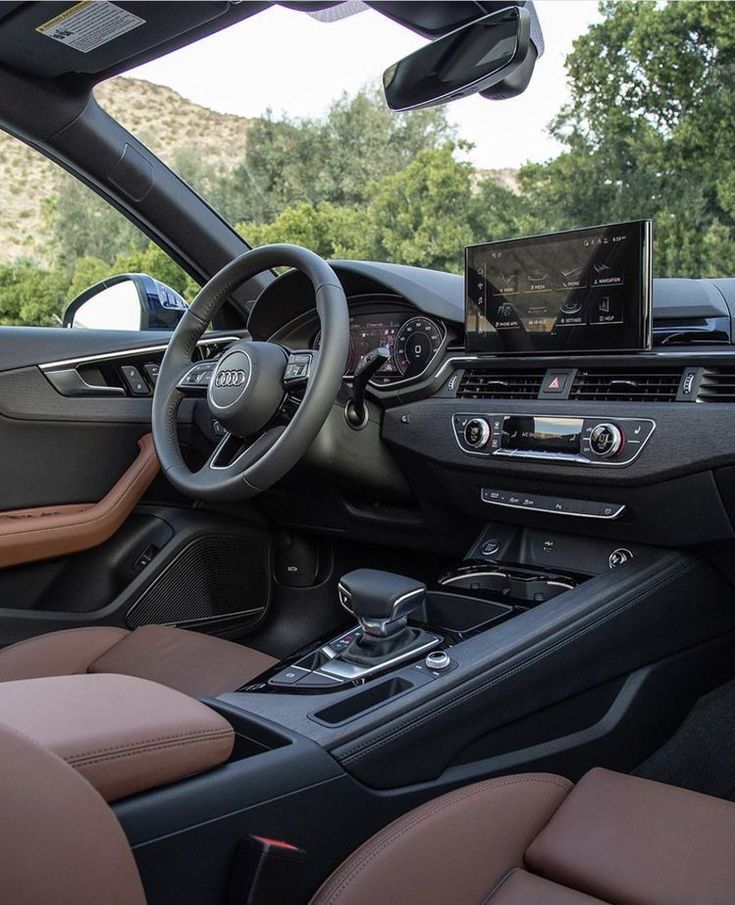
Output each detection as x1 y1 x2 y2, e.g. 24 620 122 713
452 413 654 466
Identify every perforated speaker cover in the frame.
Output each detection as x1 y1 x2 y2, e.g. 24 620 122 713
126 534 270 631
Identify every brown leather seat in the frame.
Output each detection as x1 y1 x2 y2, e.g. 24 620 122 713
312 768 735 905
4 749 735 904
0 624 277 697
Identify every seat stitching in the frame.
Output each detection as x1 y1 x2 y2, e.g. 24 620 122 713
65 728 233 762
68 732 233 768
482 868 519 904
316 776 571 905
339 560 693 763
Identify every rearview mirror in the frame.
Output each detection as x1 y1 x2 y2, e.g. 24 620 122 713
63 273 188 330
383 5 532 111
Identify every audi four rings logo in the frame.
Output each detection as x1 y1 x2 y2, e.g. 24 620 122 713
215 369 247 388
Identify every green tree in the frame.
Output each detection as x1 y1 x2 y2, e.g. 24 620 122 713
239 202 365 260
50 179 146 266
0 259 67 326
366 145 475 273
112 243 199 299
518 0 735 277
227 86 455 224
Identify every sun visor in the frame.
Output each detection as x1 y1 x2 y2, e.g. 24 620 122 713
0 1 258 79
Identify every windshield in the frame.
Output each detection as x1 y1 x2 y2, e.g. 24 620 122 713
90 0 733 280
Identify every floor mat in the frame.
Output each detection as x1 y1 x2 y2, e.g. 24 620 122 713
635 677 735 800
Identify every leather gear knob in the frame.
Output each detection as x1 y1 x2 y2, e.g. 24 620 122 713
338 569 426 637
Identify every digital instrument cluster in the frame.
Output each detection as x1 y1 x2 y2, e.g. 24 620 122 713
314 312 444 384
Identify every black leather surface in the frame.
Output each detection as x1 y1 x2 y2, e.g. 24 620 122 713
340 569 426 619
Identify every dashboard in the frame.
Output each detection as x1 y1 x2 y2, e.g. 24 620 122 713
246 255 735 552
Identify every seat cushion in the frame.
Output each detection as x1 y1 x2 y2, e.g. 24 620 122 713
525 767 735 905
88 624 277 696
490 870 608 904
310 774 572 905
315 767 735 905
0 626 129 682
0 624 277 697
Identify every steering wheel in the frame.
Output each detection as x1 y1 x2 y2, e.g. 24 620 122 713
152 244 349 501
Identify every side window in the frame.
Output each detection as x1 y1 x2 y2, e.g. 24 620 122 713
0 129 198 327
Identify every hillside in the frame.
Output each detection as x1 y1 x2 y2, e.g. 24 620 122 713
0 77 253 264
0 76 519 266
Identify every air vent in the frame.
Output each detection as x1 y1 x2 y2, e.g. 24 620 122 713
457 369 545 400
653 318 731 347
569 369 682 402
697 369 735 403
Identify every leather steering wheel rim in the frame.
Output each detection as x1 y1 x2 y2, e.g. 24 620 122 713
152 244 349 501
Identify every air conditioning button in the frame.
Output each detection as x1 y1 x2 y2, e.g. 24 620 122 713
464 418 491 449
589 422 624 459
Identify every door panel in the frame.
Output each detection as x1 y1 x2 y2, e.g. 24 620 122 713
0 327 272 646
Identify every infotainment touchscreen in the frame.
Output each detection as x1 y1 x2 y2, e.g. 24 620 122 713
465 220 651 354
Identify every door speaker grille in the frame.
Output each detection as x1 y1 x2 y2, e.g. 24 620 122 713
126 533 270 632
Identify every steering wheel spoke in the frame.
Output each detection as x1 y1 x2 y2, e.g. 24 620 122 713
204 425 287 475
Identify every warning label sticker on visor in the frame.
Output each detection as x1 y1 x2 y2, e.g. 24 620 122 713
36 1 145 54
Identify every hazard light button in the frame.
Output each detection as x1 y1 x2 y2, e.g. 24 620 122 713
540 369 573 397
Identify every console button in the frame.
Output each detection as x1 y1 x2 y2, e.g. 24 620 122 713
481 539 501 556
464 418 491 449
589 422 624 459
268 667 308 687
564 498 590 515
589 501 625 519
481 489 508 505
545 497 572 515
609 548 634 569
425 651 451 671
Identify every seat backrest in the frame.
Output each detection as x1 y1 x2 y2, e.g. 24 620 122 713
0 720 146 905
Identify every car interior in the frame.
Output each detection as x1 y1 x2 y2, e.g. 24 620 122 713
1 1 735 903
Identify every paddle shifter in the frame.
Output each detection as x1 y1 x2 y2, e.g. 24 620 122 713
337 569 432 667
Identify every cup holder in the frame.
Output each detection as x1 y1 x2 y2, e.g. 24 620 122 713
438 563 577 606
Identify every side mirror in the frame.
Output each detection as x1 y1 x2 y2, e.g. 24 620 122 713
63 273 188 330
383 5 532 111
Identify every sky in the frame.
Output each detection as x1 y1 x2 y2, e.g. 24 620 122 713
129 1 602 171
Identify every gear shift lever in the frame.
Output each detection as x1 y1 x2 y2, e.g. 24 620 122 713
338 569 426 637
319 569 440 678
335 569 435 669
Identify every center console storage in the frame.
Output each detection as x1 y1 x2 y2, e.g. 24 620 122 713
103 529 735 905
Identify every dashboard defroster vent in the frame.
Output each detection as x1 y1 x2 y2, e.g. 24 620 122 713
569 369 682 402
457 369 545 400
697 369 735 403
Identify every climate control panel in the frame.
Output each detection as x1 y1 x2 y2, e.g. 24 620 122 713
452 413 655 466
